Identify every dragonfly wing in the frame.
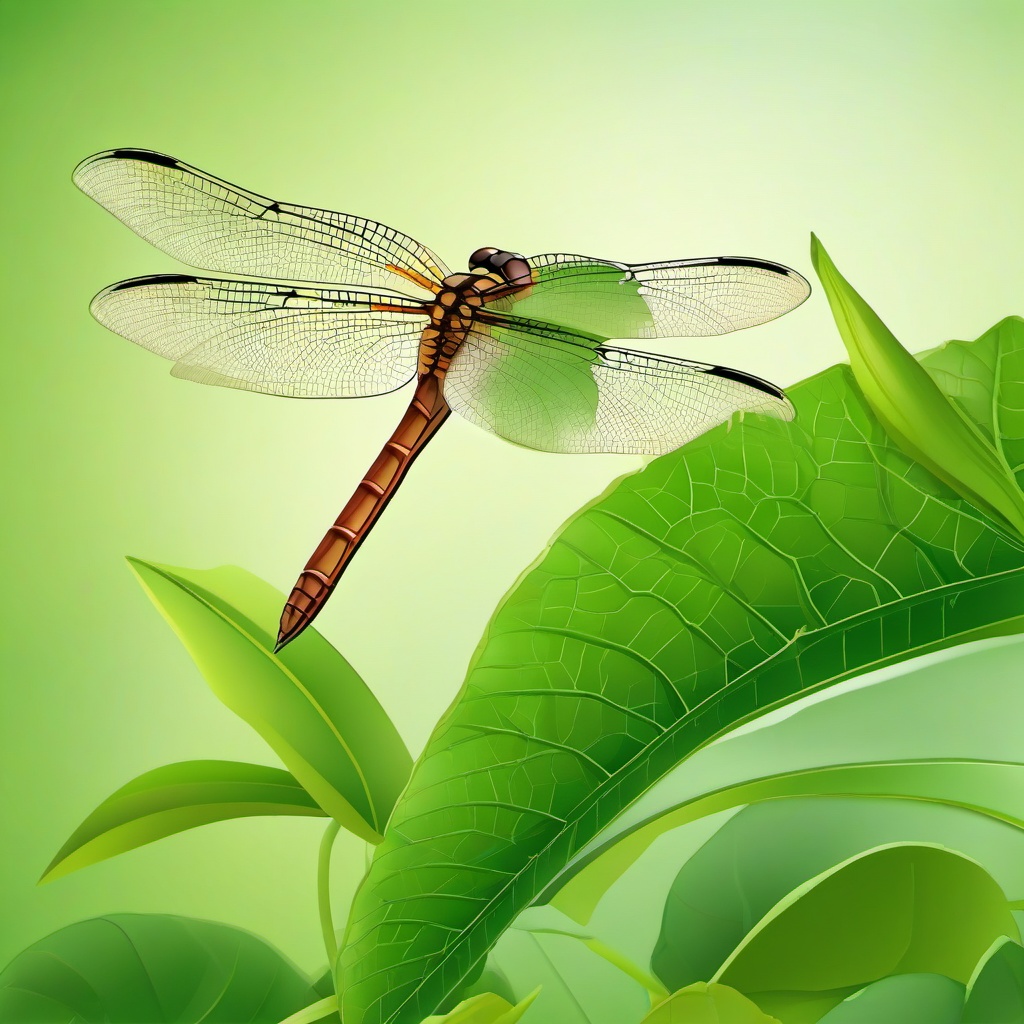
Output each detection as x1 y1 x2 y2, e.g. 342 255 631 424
486 253 809 339
92 275 427 397
444 316 793 454
74 149 452 292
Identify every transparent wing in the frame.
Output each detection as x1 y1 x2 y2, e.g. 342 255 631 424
443 315 793 454
484 253 809 339
92 274 428 398
74 149 452 293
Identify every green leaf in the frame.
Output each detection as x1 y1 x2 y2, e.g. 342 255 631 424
962 936 1024 1022
640 982 779 1024
40 759 325 883
815 974 964 1024
128 560 411 843
547 755 1024 927
422 990 539 1024
277 995 339 1024
714 844 1016 1005
0 914 319 1023
811 236 1024 536
338 306 1024 1021
650 796 1024 994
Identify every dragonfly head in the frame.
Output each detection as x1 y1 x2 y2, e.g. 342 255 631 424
468 247 532 288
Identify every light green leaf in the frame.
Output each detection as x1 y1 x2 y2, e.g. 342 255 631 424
422 989 539 1024
128 560 411 843
649 795 1024 994
811 236 1024 536
714 844 1016 999
962 936 1024 1022
814 974 964 1024
338 303 1024 1021
277 995 339 1024
41 759 325 883
641 982 779 1023
547 756 1024 926
0 914 319 1023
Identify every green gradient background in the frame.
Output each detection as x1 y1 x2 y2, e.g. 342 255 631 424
3 0 1024 982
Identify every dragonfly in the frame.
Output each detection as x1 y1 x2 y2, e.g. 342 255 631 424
74 148 810 651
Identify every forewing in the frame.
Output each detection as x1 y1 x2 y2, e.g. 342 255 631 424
488 253 809 339
92 275 427 397
444 316 793 454
74 149 451 292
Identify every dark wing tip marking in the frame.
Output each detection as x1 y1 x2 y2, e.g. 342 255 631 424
106 148 181 168
73 148 181 188
709 364 786 400
107 273 198 291
714 256 793 274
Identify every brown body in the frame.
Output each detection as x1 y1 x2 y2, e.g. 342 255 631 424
275 263 523 650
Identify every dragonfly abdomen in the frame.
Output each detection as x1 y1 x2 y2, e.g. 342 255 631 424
276 374 451 650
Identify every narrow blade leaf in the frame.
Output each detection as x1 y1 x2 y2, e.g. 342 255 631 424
41 760 325 883
811 235 1024 536
544 755 1024 925
128 560 411 843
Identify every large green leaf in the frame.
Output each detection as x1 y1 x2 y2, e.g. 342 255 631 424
651 797 1024 993
338 282 1024 1019
714 844 1017 1016
129 560 411 843
0 914 318 1023
962 936 1024 1023
546 756 1024 925
41 759 325 883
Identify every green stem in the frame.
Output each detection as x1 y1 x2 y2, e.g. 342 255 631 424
584 938 669 1005
318 819 341 966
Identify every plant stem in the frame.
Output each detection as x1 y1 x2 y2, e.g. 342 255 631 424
318 819 341 966
584 938 669 1005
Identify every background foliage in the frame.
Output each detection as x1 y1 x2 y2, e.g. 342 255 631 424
3 1 1024 1013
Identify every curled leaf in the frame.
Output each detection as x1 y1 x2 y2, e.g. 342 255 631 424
811 234 1024 537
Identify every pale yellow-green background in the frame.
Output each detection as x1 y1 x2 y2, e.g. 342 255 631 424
2 0 1023 975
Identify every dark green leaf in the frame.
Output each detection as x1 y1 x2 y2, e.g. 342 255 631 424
813 974 964 1024
338 306 1024 1021
962 936 1024 1023
41 760 325 883
715 844 1016 1000
128 560 411 842
651 794 1024 992
0 914 318 1023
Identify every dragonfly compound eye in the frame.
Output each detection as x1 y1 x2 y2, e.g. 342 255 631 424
468 247 499 271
